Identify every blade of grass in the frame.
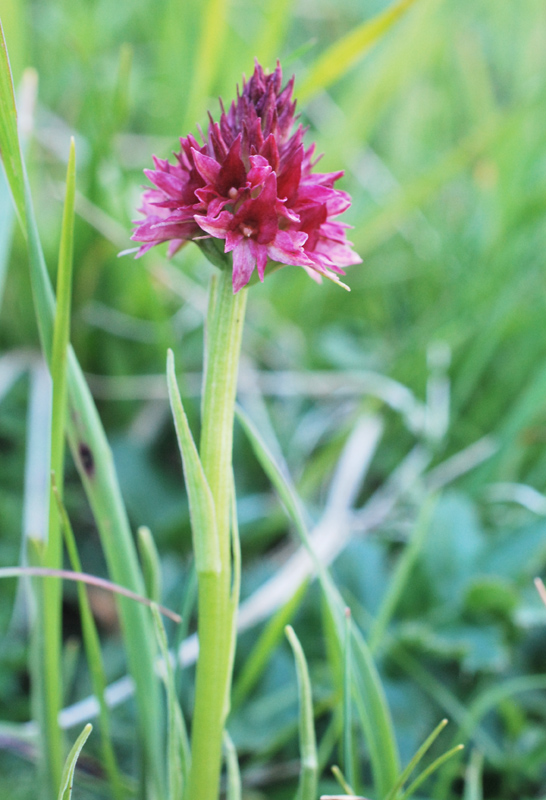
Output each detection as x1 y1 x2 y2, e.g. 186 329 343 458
138 525 162 603
455 674 546 750
58 724 92 800
285 625 318 800
399 745 464 800
235 405 400 797
384 718 448 800
183 0 232 130
39 137 76 796
231 580 308 710
0 19 25 224
331 764 355 795
223 731 242 800
355 106 536 258
368 497 435 654
151 604 191 800
298 0 419 101
113 43 133 132
0 566 181 624
53 483 125 800
166 348 220 574
342 608 355 791
463 751 483 800
254 0 294 67
317 712 342 774
0 157 15 311
0 26 165 798
0 0 28 85
225 473 241 721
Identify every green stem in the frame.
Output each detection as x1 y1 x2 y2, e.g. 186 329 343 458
188 268 247 800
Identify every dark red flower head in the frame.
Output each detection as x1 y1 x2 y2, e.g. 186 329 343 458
132 61 361 292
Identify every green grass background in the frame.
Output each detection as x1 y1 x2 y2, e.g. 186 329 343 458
1 0 546 797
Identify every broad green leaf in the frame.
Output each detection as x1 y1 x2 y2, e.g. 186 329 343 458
166 348 220 574
285 625 318 800
298 0 419 100
57 724 92 800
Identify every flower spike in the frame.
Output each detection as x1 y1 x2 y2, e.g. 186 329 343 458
132 61 361 292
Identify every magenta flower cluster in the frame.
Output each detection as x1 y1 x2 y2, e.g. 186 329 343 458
132 62 361 292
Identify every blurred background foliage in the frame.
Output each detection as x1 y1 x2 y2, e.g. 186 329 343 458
1 0 546 797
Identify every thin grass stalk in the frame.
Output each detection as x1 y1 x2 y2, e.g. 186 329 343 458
232 580 308 709
384 718 448 800
368 497 435 654
399 745 464 800
54 486 125 800
188 268 247 800
223 731 242 800
285 625 318 800
342 607 355 791
58 724 92 800
36 138 76 797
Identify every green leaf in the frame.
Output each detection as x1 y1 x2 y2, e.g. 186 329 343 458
285 625 318 800
298 0 419 100
166 348 220 574
57 724 92 800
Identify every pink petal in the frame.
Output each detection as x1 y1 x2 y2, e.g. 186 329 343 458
192 150 221 184
232 238 256 292
225 229 243 252
144 169 186 197
194 211 232 238
216 135 247 195
267 229 310 266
